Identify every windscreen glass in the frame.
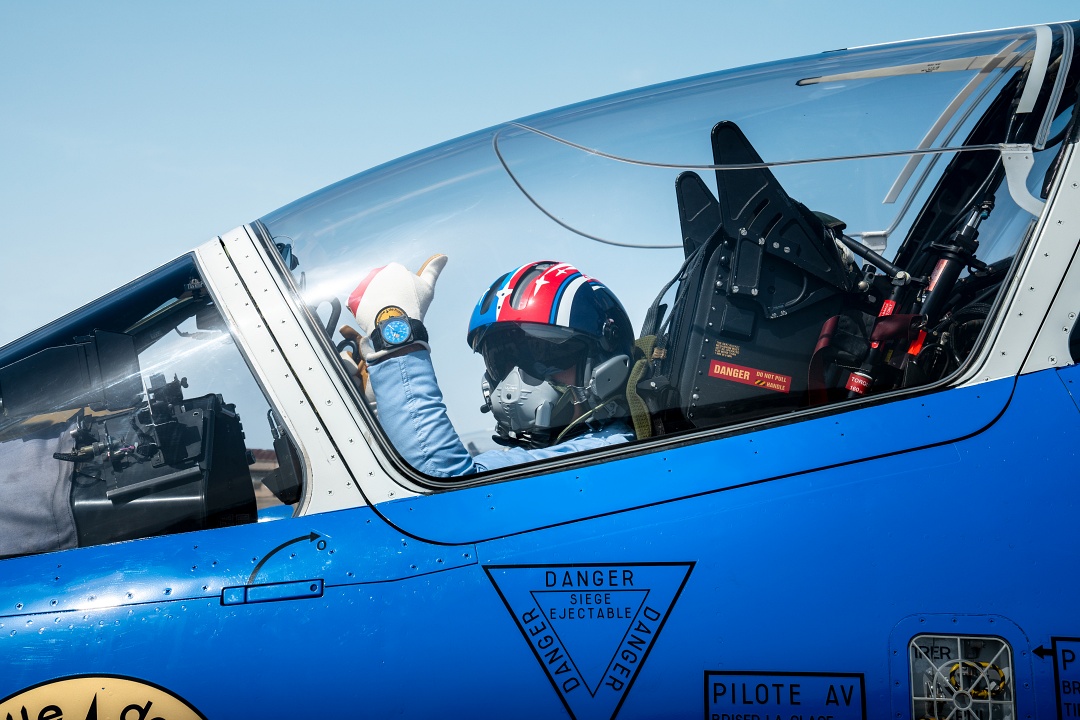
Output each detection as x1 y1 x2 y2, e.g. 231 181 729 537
0 255 304 558
259 25 1074 480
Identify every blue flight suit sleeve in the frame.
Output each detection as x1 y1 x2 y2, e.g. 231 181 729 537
367 350 632 478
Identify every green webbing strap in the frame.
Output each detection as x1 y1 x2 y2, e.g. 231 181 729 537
626 335 657 440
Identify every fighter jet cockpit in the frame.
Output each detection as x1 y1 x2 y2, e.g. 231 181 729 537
0 255 302 558
257 24 1077 481
0 23 1075 559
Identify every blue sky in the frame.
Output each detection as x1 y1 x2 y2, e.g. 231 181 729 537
1 1 1076 344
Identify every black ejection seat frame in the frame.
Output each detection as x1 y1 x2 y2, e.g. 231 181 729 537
634 121 865 435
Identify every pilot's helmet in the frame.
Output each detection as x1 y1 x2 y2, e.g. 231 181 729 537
467 260 634 448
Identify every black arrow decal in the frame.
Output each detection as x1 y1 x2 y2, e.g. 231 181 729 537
1033 645 1055 660
248 532 322 584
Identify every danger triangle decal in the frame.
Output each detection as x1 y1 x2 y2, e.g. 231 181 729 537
485 562 694 720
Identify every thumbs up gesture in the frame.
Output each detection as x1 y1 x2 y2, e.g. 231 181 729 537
347 254 448 362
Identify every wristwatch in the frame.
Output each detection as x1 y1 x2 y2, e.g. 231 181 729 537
371 306 428 353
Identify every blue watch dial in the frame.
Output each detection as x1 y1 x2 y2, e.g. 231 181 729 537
381 317 412 345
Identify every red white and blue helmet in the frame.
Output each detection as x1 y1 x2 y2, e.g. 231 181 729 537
467 260 633 385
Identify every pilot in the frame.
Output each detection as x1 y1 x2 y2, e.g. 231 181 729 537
346 256 635 478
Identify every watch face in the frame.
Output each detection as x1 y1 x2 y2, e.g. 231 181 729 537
381 317 412 345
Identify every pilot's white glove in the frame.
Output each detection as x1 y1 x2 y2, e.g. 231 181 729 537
347 254 447 364
338 325 377 409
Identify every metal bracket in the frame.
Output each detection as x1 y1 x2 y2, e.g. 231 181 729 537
1000 144 1046 217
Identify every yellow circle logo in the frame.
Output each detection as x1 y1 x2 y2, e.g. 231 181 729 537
374 305 406 325
0 676 205 720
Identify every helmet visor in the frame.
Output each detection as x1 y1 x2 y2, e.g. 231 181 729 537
477 324 588 382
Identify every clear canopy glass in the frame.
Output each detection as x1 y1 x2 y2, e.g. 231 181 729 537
259 24 1074 474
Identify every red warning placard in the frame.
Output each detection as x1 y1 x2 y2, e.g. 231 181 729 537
708 360 792 394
